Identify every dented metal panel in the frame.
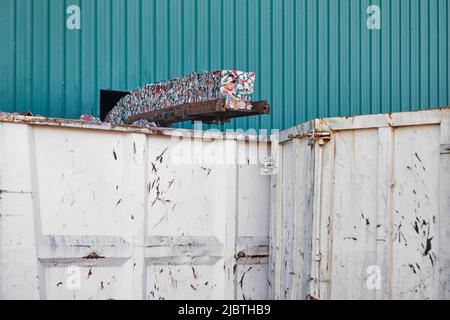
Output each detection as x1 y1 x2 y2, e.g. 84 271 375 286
271 107 450 300
0 117 271 300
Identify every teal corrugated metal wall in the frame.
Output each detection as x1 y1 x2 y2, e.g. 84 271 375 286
0 0 449 130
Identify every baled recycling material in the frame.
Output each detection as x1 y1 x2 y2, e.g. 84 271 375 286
104 70 256 125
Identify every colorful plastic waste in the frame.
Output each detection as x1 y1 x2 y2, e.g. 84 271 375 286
104 70 255 125
79 114 101 122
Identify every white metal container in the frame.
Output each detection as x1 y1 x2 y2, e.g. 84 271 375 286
270 108 450 300
0 116 272 300
2 108 449 300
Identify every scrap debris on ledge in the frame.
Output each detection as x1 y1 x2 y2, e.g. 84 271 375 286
1 70 256 128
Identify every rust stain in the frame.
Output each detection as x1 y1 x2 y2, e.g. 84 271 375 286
83 252 105 259
235 250 268 261
0 114 172 135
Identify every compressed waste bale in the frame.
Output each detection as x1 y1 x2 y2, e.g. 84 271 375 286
104 70 255 125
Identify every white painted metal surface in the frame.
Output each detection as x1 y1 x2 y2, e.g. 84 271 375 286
0 116 271 300
271 108 450 300
3 108 448 300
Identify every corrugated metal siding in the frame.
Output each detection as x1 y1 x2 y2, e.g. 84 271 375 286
0 0 449 130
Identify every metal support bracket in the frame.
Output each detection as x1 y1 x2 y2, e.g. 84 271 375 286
287 130 332 146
